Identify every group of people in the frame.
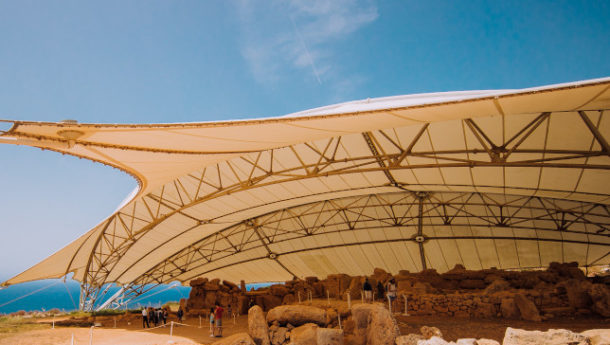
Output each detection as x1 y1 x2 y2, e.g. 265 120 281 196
208 304 225 337
141 307 169 328
362 277 397 310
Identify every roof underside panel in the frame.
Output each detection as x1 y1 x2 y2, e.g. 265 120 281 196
2 78 610 287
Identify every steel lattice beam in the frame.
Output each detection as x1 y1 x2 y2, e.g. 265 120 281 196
74 110 610 305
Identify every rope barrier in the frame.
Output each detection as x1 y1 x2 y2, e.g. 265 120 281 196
137 320 195 331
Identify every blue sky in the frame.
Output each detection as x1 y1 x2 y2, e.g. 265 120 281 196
0 0 609 280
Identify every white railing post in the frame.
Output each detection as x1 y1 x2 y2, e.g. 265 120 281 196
198 315 202 328
298 291 301 304
326 290 330 305
338 314 342 329
346 292 351 309
403 294 409 316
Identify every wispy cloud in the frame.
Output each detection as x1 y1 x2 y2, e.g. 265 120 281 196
236 0 378 89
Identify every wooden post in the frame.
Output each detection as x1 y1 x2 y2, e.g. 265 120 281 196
198 315 202 328
361 290 364 304
297 291 301 303
326 290 330 305
338 314 342 329
347 292 351 309
403 295 409 316
170 321 174 337
89 326 94 345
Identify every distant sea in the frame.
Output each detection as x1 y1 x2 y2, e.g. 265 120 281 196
0 279 275 314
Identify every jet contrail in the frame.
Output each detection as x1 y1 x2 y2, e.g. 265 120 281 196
290 15 322 85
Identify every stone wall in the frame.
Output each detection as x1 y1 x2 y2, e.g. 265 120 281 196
184 262 610 320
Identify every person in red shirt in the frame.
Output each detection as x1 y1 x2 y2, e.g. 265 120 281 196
214 304 224 337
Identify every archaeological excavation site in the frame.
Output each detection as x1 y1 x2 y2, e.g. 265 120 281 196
3 79 610 345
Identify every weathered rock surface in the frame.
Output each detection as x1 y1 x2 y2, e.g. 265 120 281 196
266 305 327 327
416 336 449 345
290 323 319 345
483 279 510 295
317 327 343 345
351 303 399 345
500 298 519 319
211 332 256 345
581 329 610 345
248 306 270 345
588 284 610 317
513 294 541 322
395 334 425 345
420 326 443 339
502 327 590 345
455 339 476 345
473 339 499 345
269 327 288 345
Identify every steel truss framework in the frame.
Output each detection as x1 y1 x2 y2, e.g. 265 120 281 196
69 110 610 310
141 190 610 281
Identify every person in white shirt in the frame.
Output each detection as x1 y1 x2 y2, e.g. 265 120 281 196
142 307 150 328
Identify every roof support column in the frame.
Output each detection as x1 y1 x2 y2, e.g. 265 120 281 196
79 283 100 311
416 192 428 270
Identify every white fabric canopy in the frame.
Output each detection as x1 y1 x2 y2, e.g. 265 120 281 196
1 77 609 291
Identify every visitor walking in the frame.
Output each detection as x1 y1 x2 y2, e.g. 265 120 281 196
376 281 385 301
208 307 215 337
214 303 224 337
363 278 373 303
386 278 397 312
177 306 184 322
151 307 158 327
142 307 150 328
157 308 164 325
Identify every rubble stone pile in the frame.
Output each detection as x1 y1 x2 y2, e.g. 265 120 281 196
184 262 610 321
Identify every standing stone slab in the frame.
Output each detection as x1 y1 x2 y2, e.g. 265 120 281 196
351 303 399 345
266 305 327 326
513 294 541 322
248 305 270 345
500 298 519 319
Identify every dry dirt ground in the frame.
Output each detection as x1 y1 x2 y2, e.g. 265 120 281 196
2 299 608 344
0 327 195 345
